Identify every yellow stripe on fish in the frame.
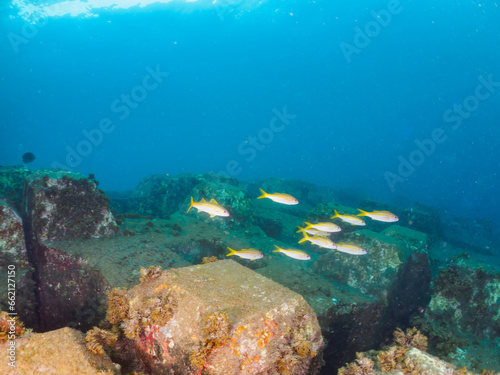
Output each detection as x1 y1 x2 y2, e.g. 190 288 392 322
304 221 341 233
296 226 330 237
273 245 310 260
336 242 367 255
187 197 230 217
298 232 337 249
357 209 398 223
331 209 366 226
226 247 263 260
257 189 298 205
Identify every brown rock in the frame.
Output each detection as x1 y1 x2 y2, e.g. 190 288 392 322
0 327 119 375
119 260 324 374
26 170 119 242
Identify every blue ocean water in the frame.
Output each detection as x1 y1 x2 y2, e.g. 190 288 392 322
1 0 500 228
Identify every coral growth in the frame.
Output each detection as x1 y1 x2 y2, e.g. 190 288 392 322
0 311 27 341
203 311 230 345
85 327 118 356
453 367 497 375
139 266 162 283
393 327 428 351
190 311 231 369
120 282 178 341
106 288 129 325
338 353 375 375
274 310 320 375
376 346 414 372
338 327 428 374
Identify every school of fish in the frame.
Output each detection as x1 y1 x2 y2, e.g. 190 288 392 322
188 188 399 260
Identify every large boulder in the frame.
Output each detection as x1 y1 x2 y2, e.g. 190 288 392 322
412 257 500 372
33 242 109 332
398 202 441 242
0 200 37 328
110 260 324 374
337 325 499 374
0 327 120 374
440 213 494 254
26 170 120 241
49 231 192 289
0 166 32 213
253 204 303 244
312 229 416 299
256 260 389 373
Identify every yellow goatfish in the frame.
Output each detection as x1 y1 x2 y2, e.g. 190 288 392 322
304 221 341 233
331 209 366 226
357 209 398 223
257 189 298 205
226 247 263 260
187 197 229 217
273 245 310 260
298 232 337 249
336 242 367 255
296 226 330 237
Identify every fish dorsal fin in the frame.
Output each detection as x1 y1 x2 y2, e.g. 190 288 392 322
209 198 218 205
200 198 207 203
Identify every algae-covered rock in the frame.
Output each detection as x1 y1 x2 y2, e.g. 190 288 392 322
0 200 37 328
48 231 192 289
34 243 109 332
399 202 441 241
115 260 324 374
337 326 499 375
413 257 500 372
26 170 120 241
441 213 494 254
382 224 430 252
0 165 32 213
253 204 304 243
312 229 410 299
129 174 200 218
0 327 120 374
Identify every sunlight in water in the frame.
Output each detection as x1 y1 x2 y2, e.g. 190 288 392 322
11 0 264 23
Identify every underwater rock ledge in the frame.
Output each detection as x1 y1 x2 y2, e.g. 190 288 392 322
106 260 324 374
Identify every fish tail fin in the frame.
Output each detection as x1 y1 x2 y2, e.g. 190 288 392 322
187 197 194 213
331 209 339 219
226 247 237 257
257 189 267 199
296 226 305 233
304 222 313 228
298 232 310 244
357 209 368 217
272 245 281 253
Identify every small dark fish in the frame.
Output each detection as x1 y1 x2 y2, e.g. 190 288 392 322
22 152 36 163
